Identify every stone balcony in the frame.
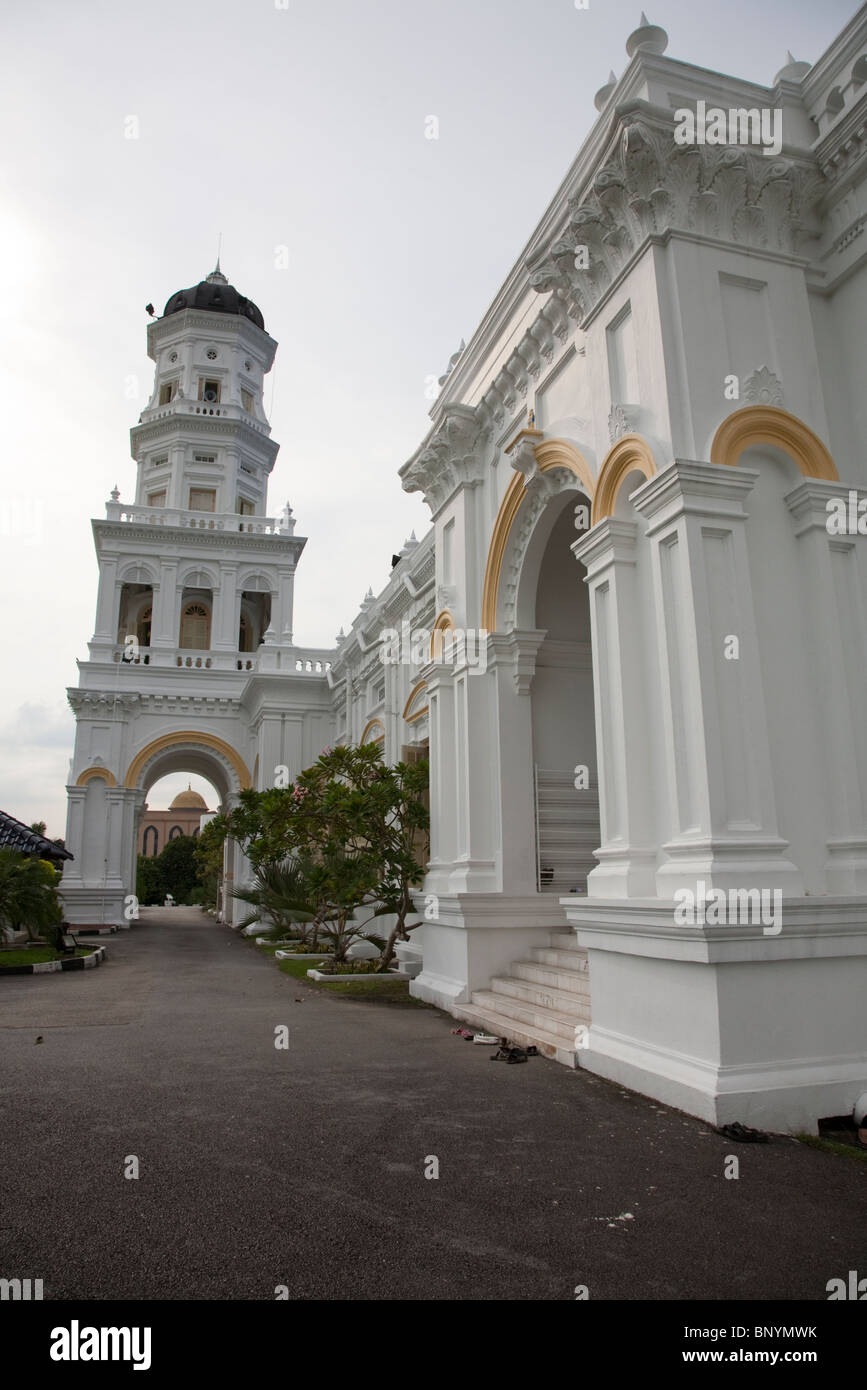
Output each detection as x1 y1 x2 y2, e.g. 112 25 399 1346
137 398 271 438
108 645 332 675
105 500 290 536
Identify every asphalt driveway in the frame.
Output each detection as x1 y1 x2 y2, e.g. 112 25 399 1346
1 908 864 1301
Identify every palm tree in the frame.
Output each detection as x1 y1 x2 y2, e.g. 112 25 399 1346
0 850 63 943
230 857 315 941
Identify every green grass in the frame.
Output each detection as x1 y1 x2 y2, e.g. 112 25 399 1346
276 956 329 980
241 931 431 1007
0 947 93 967
273 954 430 1005
797 1133 867 1164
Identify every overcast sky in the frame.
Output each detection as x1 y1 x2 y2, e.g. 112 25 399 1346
0 0 857 831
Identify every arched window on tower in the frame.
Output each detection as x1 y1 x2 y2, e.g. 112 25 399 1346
142 825 159 857
180 603 210 650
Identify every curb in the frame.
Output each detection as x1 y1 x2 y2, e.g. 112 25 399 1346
0 946 107 977
306 967 403 983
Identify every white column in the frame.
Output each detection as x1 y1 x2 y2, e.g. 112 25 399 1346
632 460 802 895
572 520 657 896
488 631 545 896
93 558 120 641
151 560 179 649
449 639 497 892
60 788 87 889
212 564 240 651
277 566 295 643
423 660 457 882
787 480 867 892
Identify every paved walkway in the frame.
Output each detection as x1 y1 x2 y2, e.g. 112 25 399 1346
1 909 864 1300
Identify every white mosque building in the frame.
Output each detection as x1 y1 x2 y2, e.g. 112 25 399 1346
62 8 867 1133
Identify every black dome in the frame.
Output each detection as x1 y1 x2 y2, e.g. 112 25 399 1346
161 269 265 331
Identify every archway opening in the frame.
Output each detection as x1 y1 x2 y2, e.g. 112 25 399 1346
523 495 600 893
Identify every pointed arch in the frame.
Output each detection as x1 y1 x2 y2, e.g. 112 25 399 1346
710 405 838 481
591 434 657 525
482 437 595 631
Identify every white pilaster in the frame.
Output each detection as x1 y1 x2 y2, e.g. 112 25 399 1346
632 460 802 895
572 519 657 896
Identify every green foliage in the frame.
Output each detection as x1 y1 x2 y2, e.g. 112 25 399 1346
195 815 228 880
136 853 164 906
137 835 200 905
0 850 64 943
231 857 315 939
193 814 228 912
226 744 429 969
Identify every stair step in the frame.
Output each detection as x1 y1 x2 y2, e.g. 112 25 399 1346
489 975 592 1020
511 960 592 997
532 946 592 970
470 989 581 1043
549 933 586 953
451 1002 578 1068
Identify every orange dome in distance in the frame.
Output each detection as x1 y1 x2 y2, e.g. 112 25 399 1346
168 786 209 811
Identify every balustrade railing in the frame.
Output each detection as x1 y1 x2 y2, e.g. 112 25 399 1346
106 503 286 535
109 645 332 675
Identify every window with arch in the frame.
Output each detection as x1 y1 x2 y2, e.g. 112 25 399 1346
142 825 159 857
180 603 210 649
169 825 184 841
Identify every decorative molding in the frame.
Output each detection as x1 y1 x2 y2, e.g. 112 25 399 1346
592 434 658 525
608 403 642 442
75 766 118 787
399 405 486 516
743 366 784 407
359 717 385 745
482 437 595 632
526 119 825 327
710 405 838 480
429 610 456 660
124 730 251 790
402 680 429 723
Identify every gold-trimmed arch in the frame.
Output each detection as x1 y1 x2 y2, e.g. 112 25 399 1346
591 434 657 526
429 610 456 661
76 766 118 787
710 405 838 481
124 731 251 790
481 437 595 632
402 680 429 723
360 717 385 745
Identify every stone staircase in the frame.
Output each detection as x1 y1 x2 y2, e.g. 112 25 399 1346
452 932 591 1068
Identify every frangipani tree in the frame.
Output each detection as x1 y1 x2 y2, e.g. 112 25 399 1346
227 745 429 971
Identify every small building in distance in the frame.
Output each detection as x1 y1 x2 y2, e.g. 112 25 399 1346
138 787 211 858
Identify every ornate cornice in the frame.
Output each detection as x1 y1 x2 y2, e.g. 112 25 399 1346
526 118 825 326
93 521 305 559
399 404 487 515
67 688 242 716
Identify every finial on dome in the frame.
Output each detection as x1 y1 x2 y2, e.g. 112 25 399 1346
626 12 668 58
206 235 228 285
594 68 618 111
773 51 811 85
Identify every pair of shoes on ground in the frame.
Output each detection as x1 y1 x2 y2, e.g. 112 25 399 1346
490 1042 539 1063
718 1121 769 1143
